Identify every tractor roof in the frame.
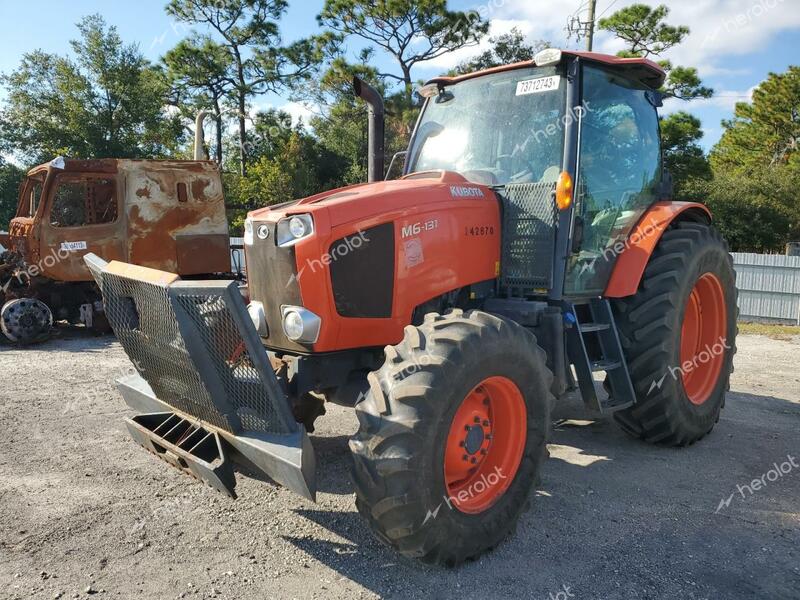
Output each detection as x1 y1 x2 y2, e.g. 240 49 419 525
427 50 666 90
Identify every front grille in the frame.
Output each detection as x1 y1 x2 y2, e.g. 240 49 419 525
98 269 296 435
245 223 306 352
499 182 557 295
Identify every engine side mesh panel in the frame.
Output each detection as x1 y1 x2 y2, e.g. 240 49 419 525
500 182 557 293
101 272 290 434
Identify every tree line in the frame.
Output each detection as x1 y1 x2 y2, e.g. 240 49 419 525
0 1 797 251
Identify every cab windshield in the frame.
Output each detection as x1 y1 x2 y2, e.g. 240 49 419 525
406 66 567 186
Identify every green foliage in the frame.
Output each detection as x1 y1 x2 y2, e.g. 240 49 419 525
0 159 24 230
660 112 711 200
0 15 184 164
318 0 489 100
223 109 347 233
163 37 235 163
599 4 688 57
702 170 800 253
167 0 328 174
706 67 800 252
453 28 549 75
711 67 800 176
599 4 712 100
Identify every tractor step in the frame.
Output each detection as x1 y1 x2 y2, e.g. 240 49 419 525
566 298 636 413
126 412 236 498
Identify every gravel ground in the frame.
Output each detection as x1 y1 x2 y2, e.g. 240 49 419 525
1 330 798 600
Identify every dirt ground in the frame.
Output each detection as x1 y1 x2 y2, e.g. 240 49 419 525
1 330 798 600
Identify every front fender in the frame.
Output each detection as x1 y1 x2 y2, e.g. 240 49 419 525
604 201 711 298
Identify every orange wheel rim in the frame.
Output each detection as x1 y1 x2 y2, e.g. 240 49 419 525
680 273 727 406
443 376 527 514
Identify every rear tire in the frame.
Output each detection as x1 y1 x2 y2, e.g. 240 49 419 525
610 221 737 446
349 309 553 566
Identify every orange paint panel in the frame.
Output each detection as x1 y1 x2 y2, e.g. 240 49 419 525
258 174 502 352
604 201 711 298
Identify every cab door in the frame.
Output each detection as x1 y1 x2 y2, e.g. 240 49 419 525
39 172 127 281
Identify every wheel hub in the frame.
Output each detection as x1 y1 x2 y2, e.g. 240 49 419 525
463 424 485 455
444 376 527 514
1 298 53 344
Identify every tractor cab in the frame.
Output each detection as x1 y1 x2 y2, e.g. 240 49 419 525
407 49 668 300
6 158 231 282
1 157 232 343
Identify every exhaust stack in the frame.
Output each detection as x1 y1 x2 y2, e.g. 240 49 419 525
352 77 385 183
194 110 210 161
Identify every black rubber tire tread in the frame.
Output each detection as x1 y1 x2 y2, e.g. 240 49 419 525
349 309 554 566
610 221 738 446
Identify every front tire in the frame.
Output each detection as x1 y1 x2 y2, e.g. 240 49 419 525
349 310 553 566
610 221 737 446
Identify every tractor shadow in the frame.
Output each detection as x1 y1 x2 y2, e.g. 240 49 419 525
284 386 800 598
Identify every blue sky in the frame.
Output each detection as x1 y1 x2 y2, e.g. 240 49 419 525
0 0 798 156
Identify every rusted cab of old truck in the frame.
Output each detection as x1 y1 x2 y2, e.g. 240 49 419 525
1 158 231 343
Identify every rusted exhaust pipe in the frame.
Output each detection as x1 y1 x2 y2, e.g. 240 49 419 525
352 77 385 183
194 110 210 161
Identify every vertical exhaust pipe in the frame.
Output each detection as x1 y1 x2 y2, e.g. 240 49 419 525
194 110 210 160
352 77 385 183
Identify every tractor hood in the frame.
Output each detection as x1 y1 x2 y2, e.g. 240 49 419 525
247 171 493 228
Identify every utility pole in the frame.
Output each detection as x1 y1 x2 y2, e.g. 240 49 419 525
586 0 597 51
567 0 598 51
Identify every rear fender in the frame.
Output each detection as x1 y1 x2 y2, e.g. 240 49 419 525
604 201 711 298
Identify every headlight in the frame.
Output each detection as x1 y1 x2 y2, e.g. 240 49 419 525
281 306 321 343
277 214 314 247
244 218 254 245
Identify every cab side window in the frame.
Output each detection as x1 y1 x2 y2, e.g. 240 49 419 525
50 177 118 228
565 65 662 295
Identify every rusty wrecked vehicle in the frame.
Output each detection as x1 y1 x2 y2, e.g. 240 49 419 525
0 155 235 344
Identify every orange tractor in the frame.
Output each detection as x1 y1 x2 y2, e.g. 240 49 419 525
85 49 737 566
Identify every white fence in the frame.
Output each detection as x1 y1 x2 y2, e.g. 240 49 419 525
228 240 800 325
731 253 800 325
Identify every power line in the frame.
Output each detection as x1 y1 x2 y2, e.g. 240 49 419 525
597 0 620 20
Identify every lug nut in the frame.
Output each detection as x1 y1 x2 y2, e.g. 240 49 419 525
462 454 468 461
470 457 477 464
459 441 465 447
483 420 490 427
474 416 480 423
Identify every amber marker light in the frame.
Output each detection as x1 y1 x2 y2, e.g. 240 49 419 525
556 171 573 210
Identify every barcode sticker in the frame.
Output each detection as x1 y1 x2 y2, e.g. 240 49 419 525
516 75 561 96
60 241 88 251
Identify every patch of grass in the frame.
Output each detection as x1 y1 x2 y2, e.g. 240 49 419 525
738 322 800 341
